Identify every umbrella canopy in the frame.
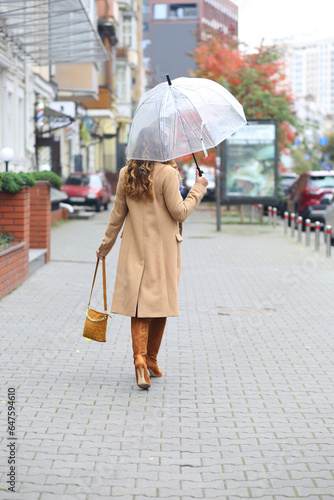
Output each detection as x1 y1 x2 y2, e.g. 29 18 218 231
126 76 247 163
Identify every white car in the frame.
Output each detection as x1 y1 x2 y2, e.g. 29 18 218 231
183 166 216 200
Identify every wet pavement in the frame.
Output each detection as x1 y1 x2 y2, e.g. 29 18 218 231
1 204 334 499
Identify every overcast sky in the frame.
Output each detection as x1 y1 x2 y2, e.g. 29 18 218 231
235 0 333 49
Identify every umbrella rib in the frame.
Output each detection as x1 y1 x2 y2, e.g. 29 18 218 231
170 85 216 149
190 85 246 118
158 92 166 162
168 87 204 174
169 87 193 155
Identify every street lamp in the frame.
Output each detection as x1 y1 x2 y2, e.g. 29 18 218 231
0 147 14 172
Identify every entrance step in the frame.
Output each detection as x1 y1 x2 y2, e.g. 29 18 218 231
68 210 95 220
29 249 47 276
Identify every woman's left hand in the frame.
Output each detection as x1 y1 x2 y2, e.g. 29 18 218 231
96 251 105 260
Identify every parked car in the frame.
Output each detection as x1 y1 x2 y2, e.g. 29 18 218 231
277 172 298 215
61 172 112 212
323 194 334 244
286 171 334 227
263 172 298 215
183 166 216 200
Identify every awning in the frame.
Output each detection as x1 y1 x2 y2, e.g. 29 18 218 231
0 0 109 65
37 106 74 136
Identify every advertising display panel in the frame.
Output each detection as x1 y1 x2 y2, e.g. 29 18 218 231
222 119 278 205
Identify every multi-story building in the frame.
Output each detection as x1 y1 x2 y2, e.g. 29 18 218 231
284 37 334 121
116 0 145 165
52 0 119 176
143 0 238 85
0 0 108 174
1 0 145 176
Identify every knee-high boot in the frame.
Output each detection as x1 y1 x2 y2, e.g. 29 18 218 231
131 317 151 389
146 317 166 377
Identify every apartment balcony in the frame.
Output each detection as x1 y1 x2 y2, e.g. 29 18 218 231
54 63 99 102
83 87 114 110
116 47 138 67
117 47 128 59
117 0 134 12
97 0 119 23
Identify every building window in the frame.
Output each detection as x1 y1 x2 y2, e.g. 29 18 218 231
122 15 134 48
18 94 25 157
116 65 127 102
7 89 14 149
170 3 198 18
153 4 168 19
153 2 198 19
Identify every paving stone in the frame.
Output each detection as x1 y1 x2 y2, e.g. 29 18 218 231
1 207 334 499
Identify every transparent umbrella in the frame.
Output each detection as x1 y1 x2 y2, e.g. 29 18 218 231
126 75 247 174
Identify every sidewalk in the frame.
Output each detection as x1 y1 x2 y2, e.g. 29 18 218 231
1 204 334 500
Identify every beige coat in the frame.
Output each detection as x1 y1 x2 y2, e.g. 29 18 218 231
97 162 206 317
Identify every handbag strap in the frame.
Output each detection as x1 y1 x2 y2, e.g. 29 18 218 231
88 258 108 312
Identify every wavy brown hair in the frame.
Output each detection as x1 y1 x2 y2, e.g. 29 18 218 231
122 159 178 201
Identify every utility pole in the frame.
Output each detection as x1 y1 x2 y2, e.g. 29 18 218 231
215 143 223 231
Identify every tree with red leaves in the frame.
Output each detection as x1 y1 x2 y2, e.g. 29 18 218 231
191 30 296 155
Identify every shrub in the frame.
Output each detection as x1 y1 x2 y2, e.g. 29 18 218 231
17 172 36 188
31 170 63 189
0 170 63 193
0 172 27 194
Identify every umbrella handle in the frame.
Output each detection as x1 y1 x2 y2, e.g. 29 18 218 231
192 153 203 177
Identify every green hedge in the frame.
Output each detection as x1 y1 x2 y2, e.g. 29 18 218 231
32 171 63 189
0 170 62 194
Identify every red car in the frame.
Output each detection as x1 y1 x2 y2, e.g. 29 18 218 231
286 171 334 226
61 172 112 212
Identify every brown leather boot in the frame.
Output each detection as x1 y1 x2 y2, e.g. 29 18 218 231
131 317 151 389
146 317 166 377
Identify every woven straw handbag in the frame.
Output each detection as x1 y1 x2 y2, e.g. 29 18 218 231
83 258 111 342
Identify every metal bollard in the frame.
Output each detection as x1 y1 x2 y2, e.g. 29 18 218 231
326 225 332 257
258 204 263 223
268 206 272 225
305 219 311 246
290 213 295 237
297 216 303 242
314 221 321 251
273 207 277 228
284 211 289 235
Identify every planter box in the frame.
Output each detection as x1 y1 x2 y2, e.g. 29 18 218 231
0 187 30 299
51 207 69 224
29 181 51 263
0 187 30 245
0 242 29 299
0 181 52 299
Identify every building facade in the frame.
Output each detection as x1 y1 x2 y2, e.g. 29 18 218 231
0 0 144 177
285 37 334 120
143 0 238 85
115 0 145 168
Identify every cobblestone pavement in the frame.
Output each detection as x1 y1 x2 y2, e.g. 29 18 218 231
1 204 334 500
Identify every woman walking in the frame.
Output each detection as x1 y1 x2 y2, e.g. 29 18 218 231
96 159 208 389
